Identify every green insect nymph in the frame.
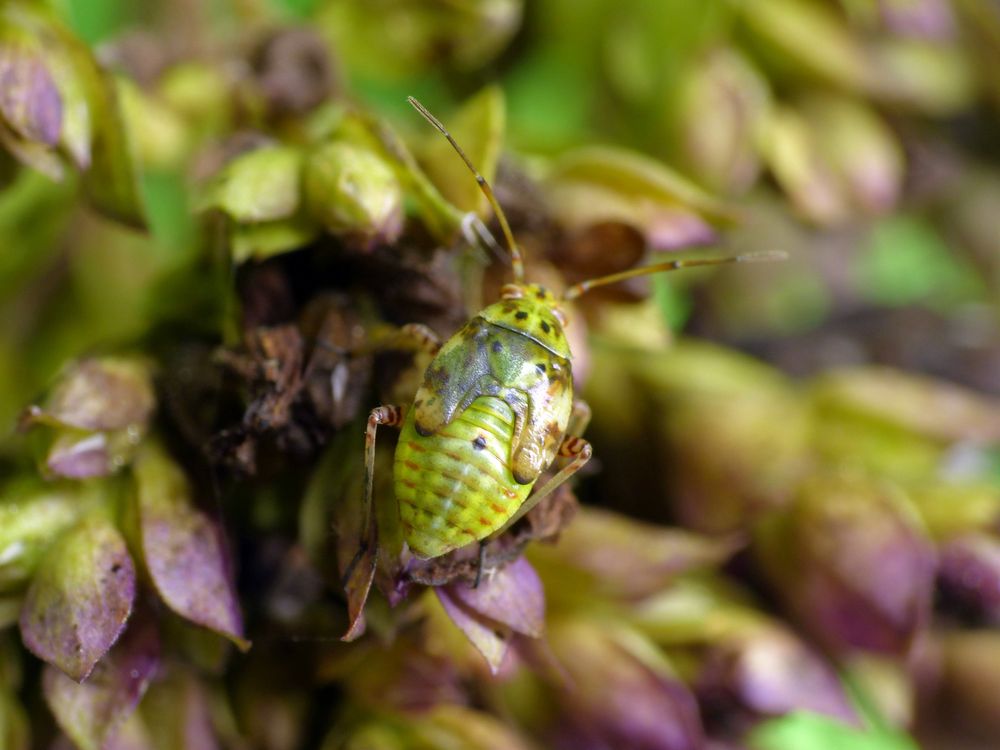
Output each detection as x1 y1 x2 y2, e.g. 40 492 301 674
341 97 784 639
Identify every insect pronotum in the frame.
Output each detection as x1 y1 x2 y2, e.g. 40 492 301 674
341 96 784 639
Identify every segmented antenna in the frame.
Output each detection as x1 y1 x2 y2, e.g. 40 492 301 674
562 251 788 301
408 96 525 284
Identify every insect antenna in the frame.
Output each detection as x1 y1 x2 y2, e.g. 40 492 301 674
408 96 525 284
562 250 787 301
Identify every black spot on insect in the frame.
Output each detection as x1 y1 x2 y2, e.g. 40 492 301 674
536 288 548 300
111 564 122 574
473 435 487 450
540 321 551 334
491 340 503 353
515 311 529 320
536 363 546 375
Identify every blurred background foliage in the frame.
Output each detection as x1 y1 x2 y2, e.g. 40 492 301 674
1 0 1000 748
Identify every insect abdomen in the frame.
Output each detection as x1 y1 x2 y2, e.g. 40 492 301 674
394 396 532 558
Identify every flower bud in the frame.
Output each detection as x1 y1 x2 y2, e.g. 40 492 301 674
304 141 403 246
529 507 742 601
21 356 155 479
0 480 80 593
131 441 248 651
673 48 769 194
547 620 704 750
635 341 809 533
545 145 728 251
199 143 318 262
42 614 158 750
755 472 935 655
0 4 67 178
20 513 137 681
810 367 1000 481
697 624 857 731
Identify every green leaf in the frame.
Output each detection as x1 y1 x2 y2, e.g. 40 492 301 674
749 712 919 750
858 215 983 309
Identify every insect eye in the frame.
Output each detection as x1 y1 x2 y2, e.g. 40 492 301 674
500 284 524 300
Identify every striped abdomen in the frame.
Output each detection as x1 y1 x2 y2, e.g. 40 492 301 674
394 395 532 558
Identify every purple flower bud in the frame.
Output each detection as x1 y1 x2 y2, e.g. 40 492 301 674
548 621 704 750
21 356 155 479
697 625 858 733
756 473 936 655
19 515 136 681
132 443 248 651
43 614 158 750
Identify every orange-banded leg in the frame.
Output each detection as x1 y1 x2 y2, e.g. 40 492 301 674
567 400 591 439
342 404 405 641
473 400 591 586
494 431 593 539
371 323 442 355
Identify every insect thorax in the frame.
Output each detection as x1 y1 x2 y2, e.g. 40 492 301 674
479 285 571 359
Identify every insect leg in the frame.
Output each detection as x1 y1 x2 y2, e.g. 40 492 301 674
342 404 405 641
372 323 442 356
496 434 593 535
567 400 592 438
473 540 488 589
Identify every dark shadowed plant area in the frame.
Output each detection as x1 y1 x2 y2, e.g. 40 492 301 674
1 0 1000 748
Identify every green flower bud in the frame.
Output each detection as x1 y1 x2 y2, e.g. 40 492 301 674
672 48 769 194
739 0 874 90
201 144 304 224
116 78 189 171
0 480 81 593
304 140 403 245
809 367 1000 481
545 145 730 250
415 86 503 216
